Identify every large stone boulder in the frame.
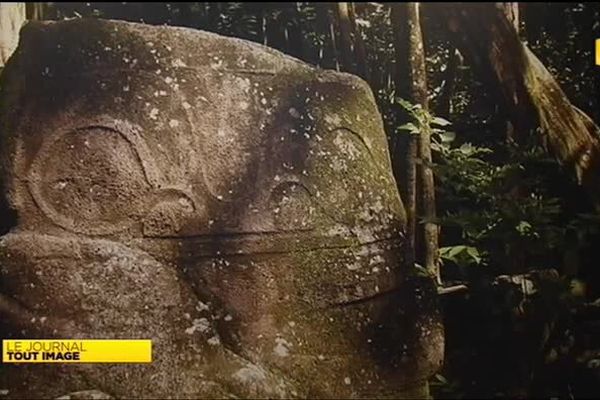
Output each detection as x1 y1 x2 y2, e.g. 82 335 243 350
0 19 443 399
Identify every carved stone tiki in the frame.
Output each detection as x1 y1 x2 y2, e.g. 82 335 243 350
0 19 443 399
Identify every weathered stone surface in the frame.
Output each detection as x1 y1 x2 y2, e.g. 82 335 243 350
0 19 443 399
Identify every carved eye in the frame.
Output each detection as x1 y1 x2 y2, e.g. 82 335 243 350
30 126 152 235
269 181 316 231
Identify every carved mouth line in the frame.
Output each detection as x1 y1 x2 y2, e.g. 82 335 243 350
138 233 403 257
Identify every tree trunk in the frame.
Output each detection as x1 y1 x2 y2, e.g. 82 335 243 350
498 2 519 31
25 3 46 21
336 2 354 74
329 10 340 71
438 2 600 210
409 3 439 282
391 3 416 269
348 3 369 81
260 6 267 46
391 3 439 280
0 3 26 69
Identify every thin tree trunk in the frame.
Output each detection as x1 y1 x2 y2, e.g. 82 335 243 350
499 5 519 144
348 3 369 81
409 3 439 282
438 2 600 210
336 2 354 73
391 3 416 269
25 3 46 21
391 3 439 281
401 135 418 270
261 8 267 46
0 3 26 68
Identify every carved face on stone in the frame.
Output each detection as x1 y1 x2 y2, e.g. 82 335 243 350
0 19 443 399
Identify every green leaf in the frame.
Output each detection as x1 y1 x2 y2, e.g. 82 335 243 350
397 123 419 134
465 246 482 264
516 220 533 234
432 116 452 126
440 245 484 267
448 245 466 258
439 131 456 143
434 374 449 385
395 98 414 111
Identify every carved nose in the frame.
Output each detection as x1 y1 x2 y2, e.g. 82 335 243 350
142 188 198 237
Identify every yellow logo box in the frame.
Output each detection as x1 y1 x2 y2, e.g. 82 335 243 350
2 339 152 363
597 39 600 66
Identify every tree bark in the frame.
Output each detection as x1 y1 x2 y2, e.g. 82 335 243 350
0 3 26 69
498 2 519 31
391 3 439 280
25 3 46 21
336 2 354 74
391 3 416 269
439 2 600 210
409 3 439 281
348 3 369 81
